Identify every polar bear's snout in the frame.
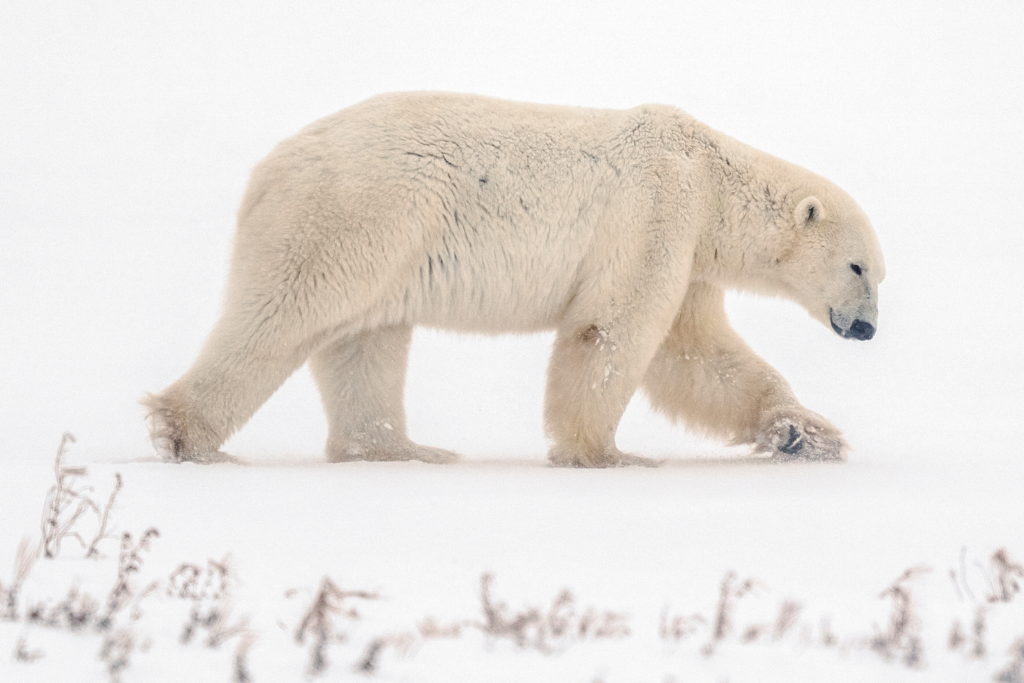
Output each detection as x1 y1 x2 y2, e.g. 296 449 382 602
847 319 875 340
829 308 877 341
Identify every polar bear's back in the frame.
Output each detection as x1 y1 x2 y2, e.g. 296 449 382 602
234 93 658 332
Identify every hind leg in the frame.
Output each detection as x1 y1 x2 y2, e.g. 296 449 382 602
143 304 319 463
145 170 436 462
309 325 458 464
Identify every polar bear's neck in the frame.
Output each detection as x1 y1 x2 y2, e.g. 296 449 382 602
679 122 796 294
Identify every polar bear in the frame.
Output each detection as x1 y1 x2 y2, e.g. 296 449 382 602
144 92 884 467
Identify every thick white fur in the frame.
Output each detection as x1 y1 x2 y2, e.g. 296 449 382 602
144 92 885 467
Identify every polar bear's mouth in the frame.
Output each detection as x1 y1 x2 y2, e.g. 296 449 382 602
829 308 876 341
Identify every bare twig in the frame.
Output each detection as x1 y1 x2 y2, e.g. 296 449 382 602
176 557 243 647
13 637 43 663
870 566 930 668
819 616 838 648
294 577 378 675
99 628 136 683
417 617 470 639
99 528 160 629
659 605 706 642
948 620 966 651
129 581 160 622
996 637 1024 683
40 432 90 559
773 600 802 641
970 607 987 658
87 474 123 559
989 549 1024 604
2 538 37 620
168 563 203 598
702 571 760 656
478 573 630 653
356 633 415 674
27 585 101 630
233 635 255 683
357 638 387 674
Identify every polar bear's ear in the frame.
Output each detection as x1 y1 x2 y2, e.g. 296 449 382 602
795 196 825 227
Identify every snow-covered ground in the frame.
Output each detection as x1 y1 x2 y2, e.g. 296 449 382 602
2 447 1023 681
2 1 1022 680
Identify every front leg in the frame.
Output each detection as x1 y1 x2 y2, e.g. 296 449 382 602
642 282 847 461
545 227 695 468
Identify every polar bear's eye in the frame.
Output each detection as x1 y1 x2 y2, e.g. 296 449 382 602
850 263 863 276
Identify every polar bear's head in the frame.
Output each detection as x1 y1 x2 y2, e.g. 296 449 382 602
773 187 885 341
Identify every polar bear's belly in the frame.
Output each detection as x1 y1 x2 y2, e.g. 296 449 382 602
398 230 587 332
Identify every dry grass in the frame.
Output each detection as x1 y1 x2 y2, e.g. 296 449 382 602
355 573 634 673
356 633 417 674
1 537 36 621
702 571 761 656
87 474 123 559
989 549 1024 604
232 635 255 683
13 636 43 663
771 600 803 641
659 605 706 642
98 628 139 683
478 573 630 653
293 577 379 675
172 557 250 649
868 566 930 668
996 637 1024 683
40 433 93 558
98 528 160 630
39 433 123 561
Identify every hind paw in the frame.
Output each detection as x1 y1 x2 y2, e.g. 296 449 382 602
142 393 228 464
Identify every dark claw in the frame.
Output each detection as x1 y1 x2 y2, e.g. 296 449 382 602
779 424 804 455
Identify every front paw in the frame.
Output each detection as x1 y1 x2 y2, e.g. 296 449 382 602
755 408 847 462
327 439 460 464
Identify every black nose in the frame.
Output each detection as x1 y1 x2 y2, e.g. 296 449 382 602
849 319 875 340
